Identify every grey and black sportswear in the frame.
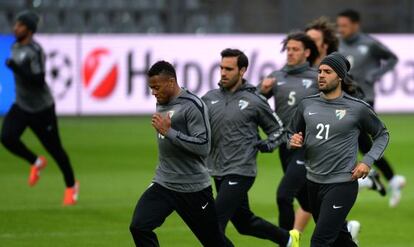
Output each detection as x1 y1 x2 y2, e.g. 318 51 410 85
1 39 75 188
288 92 389 246
130 88 226 247
153 89 211 193
288 92 389 184
339 32 398 103
8 40 54 113
202 81 284 177
259 62 318 229
203 81 289 246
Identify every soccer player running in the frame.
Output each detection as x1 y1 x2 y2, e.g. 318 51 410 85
305 17 386 242
288 52 389 246
337 9 405 207
129 61 226 247
258 32 319 232
202 48 299 247
1 10 78 205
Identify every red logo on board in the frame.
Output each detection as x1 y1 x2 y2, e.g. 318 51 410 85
82 48 118 99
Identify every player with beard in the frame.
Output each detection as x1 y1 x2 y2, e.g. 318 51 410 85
258 31 318 233
203 49 300 247
288 52 389 246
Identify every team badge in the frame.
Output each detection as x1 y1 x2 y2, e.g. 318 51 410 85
335 109 346 120
346 55 354 69
358 45 369 55
302 79 313 89
238 100 249 110
167 110 175 118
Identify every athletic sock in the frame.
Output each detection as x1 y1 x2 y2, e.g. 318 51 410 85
286 236 292 247
34 157 43 167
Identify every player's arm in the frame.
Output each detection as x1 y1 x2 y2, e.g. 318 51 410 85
164 103 210 156
255 97 285 153
366 40 398 83
257 72 277 98
287 101 306 149
359 105 390 167
352 105 389 179
5 50 46 87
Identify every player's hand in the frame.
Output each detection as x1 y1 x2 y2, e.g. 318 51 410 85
260 77 276 94
5 58 17 70
152 113 171 136
352 162 371 180
289 132 303 149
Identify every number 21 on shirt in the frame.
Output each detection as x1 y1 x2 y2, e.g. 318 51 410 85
316 123 330 140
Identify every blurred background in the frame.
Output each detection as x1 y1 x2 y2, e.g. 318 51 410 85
1 0 414 115
1 0 414 34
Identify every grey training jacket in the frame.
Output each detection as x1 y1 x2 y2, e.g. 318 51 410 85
202 81 284 178
288 92 389 184
153 89 211 193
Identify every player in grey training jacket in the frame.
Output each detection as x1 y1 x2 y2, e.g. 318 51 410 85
305 17 386 243
337 9 405 208
258 31 319 232
1 10 78 205
288 52 389 247
203 49 300 247
129 61 225 247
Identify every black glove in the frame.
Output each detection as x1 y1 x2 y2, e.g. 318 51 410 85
255 140 274 153
5 58 18 70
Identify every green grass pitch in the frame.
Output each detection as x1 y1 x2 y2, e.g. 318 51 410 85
0 115 412 246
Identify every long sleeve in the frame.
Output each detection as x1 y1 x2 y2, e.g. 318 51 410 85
165 103 210 156
286 100 306 149
359 105 390 166
7 49 46 87
366 40 398 83
256 97 284 149
256 71 277 99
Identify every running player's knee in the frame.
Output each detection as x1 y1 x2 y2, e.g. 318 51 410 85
277 189 294 206
0 131 16 148
234 223 251 235
311 233 329 247
129 217 144 231
129 215 154 234
129 225 139 236
129 221 144 235
232 217 259 235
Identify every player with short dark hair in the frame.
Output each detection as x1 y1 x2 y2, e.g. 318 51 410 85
288 52 389 246
258 31 318 232
1 10 78 205
203 48 300 247
337 9 405 208
129 61 226 247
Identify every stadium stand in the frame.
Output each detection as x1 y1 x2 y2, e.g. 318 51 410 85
0 0 413 34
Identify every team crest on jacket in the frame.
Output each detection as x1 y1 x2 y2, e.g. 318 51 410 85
346 55 354 69
238 100 249 110
302 79 313 89
358 45 369 55
335 109 346 120
167 110 175 118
